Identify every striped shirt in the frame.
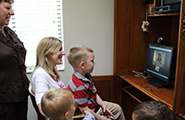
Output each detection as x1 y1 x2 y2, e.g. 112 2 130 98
67 71 97 111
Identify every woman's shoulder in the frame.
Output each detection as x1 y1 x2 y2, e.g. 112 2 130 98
4 26 17 37
32 67 49 77
33 67 46 73
5 26 14 32
31 67 55 86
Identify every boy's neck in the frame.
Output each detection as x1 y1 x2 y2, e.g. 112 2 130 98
74 69 86 76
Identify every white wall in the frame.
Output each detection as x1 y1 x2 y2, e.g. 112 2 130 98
28 0 114 119
61 0 114 86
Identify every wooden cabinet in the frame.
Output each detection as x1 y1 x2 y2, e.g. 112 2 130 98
114 0 185 119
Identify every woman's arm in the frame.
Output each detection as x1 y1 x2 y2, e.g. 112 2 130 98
32 70 50 116
34 74 49 105
38 103 45 116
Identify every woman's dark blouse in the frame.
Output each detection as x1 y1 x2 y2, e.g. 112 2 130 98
0 26 29 103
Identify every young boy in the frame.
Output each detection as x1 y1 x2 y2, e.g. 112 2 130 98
132 100 173 120
41 88 95 120
67 46 125 120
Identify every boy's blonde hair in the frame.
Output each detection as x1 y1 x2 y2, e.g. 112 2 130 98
41 88 74 120
32 37 62 79
67 46 93 68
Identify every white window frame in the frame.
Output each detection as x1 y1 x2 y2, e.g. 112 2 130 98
8 0 64 73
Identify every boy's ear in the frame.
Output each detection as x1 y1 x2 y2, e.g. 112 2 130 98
79 61 85 68
64 111 69 119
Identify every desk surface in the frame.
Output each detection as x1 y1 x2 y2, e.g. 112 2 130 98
120 75 174 109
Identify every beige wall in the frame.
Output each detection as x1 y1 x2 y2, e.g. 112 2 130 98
61 0 114 86
28 0 114 119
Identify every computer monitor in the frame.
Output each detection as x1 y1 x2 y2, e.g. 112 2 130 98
145 44 176 88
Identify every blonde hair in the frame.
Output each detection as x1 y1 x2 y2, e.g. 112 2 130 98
32 37 62 79
41 88 74 120
67 46 93 68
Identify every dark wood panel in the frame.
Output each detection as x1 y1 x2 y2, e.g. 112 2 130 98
173 0 185 114
115 75 122 105
114 0 185 116
92 75 116 102
129 0 147 73
114 0 131 75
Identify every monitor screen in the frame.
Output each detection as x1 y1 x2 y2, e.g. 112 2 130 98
145 44 176 85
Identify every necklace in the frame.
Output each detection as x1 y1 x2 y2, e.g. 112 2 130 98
1 30 6 37
0 29 3 33
54 77 65 88
0 27 6 36
0 26 4 32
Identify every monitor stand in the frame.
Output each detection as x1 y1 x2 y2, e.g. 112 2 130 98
147 79 164 88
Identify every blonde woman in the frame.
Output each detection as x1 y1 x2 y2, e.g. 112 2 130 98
31 37 65 117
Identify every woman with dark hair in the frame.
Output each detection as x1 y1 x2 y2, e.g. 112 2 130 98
0 0 30 120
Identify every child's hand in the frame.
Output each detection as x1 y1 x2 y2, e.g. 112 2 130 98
103 109 115 119
84 110 91 115
101 105 115 119
100 115 111 120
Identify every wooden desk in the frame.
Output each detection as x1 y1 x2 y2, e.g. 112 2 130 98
120 75 174 108
119 74 182 120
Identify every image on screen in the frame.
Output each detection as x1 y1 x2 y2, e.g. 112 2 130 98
153 50 165 69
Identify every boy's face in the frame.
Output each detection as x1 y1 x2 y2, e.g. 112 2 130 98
66 97 76 119
83 52 95 74
132 113 137 120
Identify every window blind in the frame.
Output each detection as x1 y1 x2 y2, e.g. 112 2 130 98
8 0 64 73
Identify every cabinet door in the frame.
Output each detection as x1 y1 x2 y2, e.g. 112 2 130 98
173 0 185 114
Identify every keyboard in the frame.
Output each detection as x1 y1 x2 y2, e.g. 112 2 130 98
147 79 164 88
